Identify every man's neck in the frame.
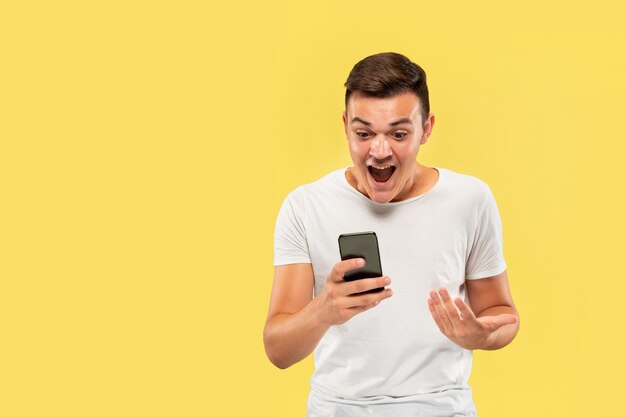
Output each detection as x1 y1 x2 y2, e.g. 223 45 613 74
345 163 438 202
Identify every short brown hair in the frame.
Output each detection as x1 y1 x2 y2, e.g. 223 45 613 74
344 52 430 124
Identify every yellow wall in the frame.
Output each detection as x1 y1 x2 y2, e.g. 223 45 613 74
1 1 624 416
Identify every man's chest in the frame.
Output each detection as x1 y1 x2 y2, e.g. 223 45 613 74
303 197 476 292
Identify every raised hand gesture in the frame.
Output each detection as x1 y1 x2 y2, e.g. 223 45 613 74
428 287 518 350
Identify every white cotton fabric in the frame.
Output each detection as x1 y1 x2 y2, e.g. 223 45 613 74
273 167 507 416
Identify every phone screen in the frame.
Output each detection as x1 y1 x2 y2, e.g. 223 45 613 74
338 231 384 293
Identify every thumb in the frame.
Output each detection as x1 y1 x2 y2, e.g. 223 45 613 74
329 258 365 283
481 314 518 331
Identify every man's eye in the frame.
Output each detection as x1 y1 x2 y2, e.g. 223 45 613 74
356 131 370 138
392 131 407 140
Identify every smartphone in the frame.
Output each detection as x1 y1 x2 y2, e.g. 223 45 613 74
338 231 384 293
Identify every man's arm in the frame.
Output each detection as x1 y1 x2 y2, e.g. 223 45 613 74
263 260 392 369
263 263 327 369
465 270 519 350
428 270 519 350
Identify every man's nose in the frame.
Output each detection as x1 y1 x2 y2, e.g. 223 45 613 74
369 135 392 159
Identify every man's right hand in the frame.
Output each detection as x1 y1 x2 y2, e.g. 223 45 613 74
316 258 393 326
264 259 392 368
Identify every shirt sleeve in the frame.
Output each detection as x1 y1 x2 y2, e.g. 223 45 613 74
465 185 507 280
273 189 311 266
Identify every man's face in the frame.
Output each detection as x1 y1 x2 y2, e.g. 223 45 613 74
343 91 434 204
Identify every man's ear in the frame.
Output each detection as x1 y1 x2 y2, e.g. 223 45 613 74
421 113 435 144
342 111 348 137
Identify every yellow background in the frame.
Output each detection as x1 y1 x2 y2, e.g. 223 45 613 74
1 1 624 416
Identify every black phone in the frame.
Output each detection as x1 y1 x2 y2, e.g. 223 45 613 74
338 231 384 293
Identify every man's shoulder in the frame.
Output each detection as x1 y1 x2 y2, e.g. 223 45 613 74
439 167 494 204
441 167 492 192
280 168 347 204
287 168 345 196
307 167 346 188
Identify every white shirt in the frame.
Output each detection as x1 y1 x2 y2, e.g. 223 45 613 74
274 167 507 416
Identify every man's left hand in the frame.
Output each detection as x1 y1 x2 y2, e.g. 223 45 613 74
427 287 518 350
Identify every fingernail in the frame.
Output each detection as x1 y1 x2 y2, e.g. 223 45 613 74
356 258 365 266
384 277 391 285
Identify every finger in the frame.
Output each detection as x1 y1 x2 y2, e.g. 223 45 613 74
349 299 380 311
437 288 462 326
429 290 453 332
346 287 393 308
345 299 383 319
480 314 518 331
452 297 483 334
328 258 365 283
345 276 390 295
427 296 446 334
347 305 370 314
453 297 478 322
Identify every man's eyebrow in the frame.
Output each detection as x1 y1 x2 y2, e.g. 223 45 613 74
389 117 413 126
351 117 371 126
350 117 413 126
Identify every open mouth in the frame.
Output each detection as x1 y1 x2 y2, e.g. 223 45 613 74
368 165 396 183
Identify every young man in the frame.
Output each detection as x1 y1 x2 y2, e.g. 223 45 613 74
264 52 519 417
